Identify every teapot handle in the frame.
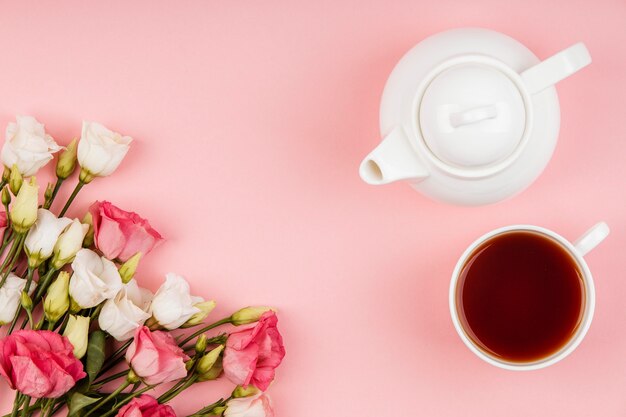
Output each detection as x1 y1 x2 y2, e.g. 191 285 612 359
520 43 591 95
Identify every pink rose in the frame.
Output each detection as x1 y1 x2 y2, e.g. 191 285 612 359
126 327 188 385
116 395 176 417
223 312 285 391
0 330 85 398
89 201 163 262
224 392 274 417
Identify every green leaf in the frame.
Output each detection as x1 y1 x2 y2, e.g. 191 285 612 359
68 392 100 416
86 330 106 384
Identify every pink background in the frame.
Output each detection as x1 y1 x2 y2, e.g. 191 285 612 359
0 1 625 416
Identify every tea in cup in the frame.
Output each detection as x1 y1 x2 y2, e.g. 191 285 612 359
449 222 609 370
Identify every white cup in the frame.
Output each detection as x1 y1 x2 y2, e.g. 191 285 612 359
449 222 610 370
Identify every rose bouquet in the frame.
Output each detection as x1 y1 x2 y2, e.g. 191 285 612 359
0 116 285 417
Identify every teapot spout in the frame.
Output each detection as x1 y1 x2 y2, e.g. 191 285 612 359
359 126 429 185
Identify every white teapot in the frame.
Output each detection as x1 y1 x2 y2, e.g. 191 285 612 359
359 28 591 205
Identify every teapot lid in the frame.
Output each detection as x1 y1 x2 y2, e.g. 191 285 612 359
418 63 526 169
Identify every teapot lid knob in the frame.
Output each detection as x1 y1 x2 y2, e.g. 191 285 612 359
419 63 526 170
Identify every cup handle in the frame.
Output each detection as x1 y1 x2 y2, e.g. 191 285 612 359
520 43 591 95
573 222 610 256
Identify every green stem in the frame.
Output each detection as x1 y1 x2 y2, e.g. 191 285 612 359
90 303 104 322
160 374 200 403
0 234 24 288
187 398 229 417
57 313 70 333
7 268 35 334
98 339 133 376
41 399 55 417
43 178 64 210
92 370 129 389
98 385 153 417
20 396 29 417
157 378 187 403
83 379 131 417
33 268 57 302
9 392 22 417
59 181 84 217
23 268 35 293
0 228 13 254
178 317 232 347
3 399 43 417
46 402 63 417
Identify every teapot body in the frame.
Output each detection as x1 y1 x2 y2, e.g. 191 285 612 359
374 28 563 205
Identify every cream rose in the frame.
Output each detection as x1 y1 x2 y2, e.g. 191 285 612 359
51 219 89 269
150 273 204 330
1 116 62 176
99 279 152 341
9 177 39 234
24 209 72 268
224 392 275 417
63 315 90 359
69 249 123 308
77 121 132 180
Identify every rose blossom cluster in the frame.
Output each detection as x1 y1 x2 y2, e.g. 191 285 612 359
0 116 285 417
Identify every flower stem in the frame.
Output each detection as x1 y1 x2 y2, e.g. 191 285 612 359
157 378 187 403
0 228 13 255
20 397 29 417
46 402 63 417
83 379 131 417
56 313 70 333
7 268 35 334
178 317 232 347
33 268 57 303
92 370 129 389
3 398 45 417
0 234 24 288
41 399 55 417
98 339 133 376
59 180 84 217
187 398 229 417
159 375 199 403
43 178 64 210
9 392 22 417
98 385 153 417
90 303 104 322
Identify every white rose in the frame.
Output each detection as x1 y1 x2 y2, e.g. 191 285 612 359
1 116 62 177
150 273 203 330
69 248 123 308
224 393 274 417
99 279 152 341
0 273 36 324
51 219 89 269
24 209 72 268
77 121 132 179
